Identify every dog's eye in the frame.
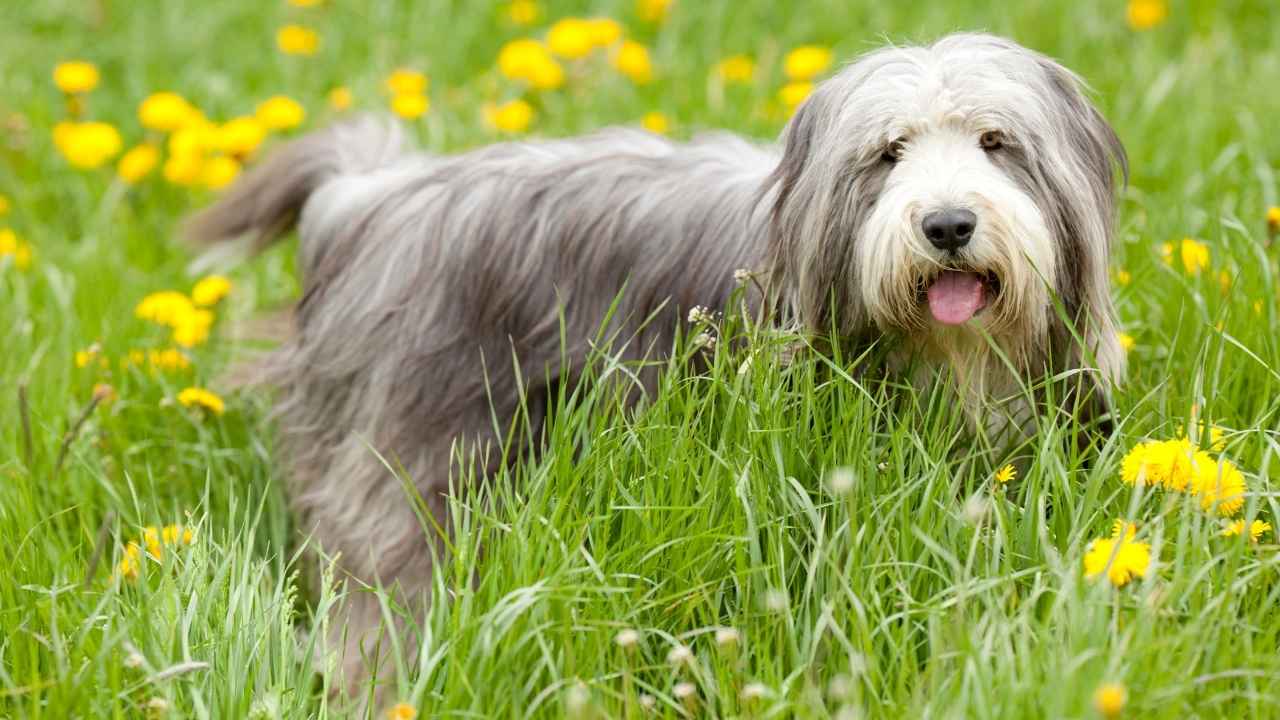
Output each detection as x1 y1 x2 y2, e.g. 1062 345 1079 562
979 130 1005 151
882 138 907 163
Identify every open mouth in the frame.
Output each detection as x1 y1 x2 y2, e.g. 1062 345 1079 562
920 270 1001 326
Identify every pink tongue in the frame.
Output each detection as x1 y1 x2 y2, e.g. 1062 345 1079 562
926 271 986 325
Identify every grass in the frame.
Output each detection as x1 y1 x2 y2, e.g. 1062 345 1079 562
3 0 1280 717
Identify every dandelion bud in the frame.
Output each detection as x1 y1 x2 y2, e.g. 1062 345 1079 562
614 628 640 650
666 643 693 668
714 627 740 653
1092 682 1126 719
826 467 855 495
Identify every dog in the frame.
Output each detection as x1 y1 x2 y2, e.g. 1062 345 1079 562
187 32 1126 695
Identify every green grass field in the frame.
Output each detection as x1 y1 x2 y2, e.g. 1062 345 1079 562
4 0 1280 717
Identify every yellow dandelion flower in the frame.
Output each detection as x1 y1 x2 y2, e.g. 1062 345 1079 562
1222 519 1270 542
1267 206 1280 234
784 45 833 81
53 121 123 169
587 18 623 48
385 68 428 96
75 346 99 368
288 0 323 6
547 18 595 60
217 116 267 158
637 0 673 24
716 55 755 84
1126 0 1168 31
1083 525 1151 587
1162 237 1209 275
117 544 141 581
498 39 565 90
612 40 653 84
1117 332 1135 352
506 0 541 26
138 92 199 132
171 307 214 347
386 702 417 720
201 155 241 191
147 348 191 373
53 60 100 94
778 81 813 110
277 24 320 55
328 86 353 111
1115 268 1132 286
1119 438 1200 491
1190 456 1246 516
256 95 306 130
136 290 196 326
161 524 195 545
164 152 206 186
117 144 160 184
484 99 534 134
994 464 1016 484
390 93 429 119
1092 682 1127 719
177 387 225 415
191 275 232 306
528 56 565 90
0 228 34 271
641 111 670 135
168 117 218 158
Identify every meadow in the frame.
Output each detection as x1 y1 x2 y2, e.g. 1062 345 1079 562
3 0 1280 717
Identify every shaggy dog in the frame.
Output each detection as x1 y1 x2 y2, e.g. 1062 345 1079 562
189 32 1126 694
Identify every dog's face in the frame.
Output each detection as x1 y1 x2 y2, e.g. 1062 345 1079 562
768 33 1126 386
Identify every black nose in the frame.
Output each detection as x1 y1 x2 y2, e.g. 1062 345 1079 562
922 209 977 252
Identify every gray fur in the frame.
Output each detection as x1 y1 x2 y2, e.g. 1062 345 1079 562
186 33 1126 696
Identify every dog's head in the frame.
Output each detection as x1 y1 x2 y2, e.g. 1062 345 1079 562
767 33 1126 393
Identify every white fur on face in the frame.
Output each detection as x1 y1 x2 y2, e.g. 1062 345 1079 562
857 124 1057 345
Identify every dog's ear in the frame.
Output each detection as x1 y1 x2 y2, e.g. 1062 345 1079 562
762 89 861 335
1035 57 1127 435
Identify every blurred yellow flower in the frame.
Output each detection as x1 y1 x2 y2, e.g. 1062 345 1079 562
386 68 428 96
588 18 623 48
277 24 320 55
778 81 813 110
547 18 595 59
1117 332 1135 352
136 290 196 326
172 308 214 347
134 348 192 374
0 228 33 271
161 524 196 545
637 0 673 24
138 92 200 132
1161 237 1209 275
1222 519 1270 542
178 387 225 415
386 703 417 720
256 95 306 130
192 275 232 306
716 55 755 84
484 99 534 134
1092 682 1127 719
53 60 100 94
1267 206 1280 234
784 45 833 81
641 111 669 135
288 0 323 6
612 40 653 84
390 93 429 119
1083 521 1150 587
218 116 267 158
1127 0 1168 31
498 39 565 90
506 0 541 26
328 86 353 111
117 543 141 581
202 155 241 190
117 144 160 184
53 121 123 169
1115 268 1131 286
169 118 218 157
994 464 1016 484
164 152 206 186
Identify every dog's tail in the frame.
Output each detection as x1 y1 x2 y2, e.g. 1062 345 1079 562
184 114 407 254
